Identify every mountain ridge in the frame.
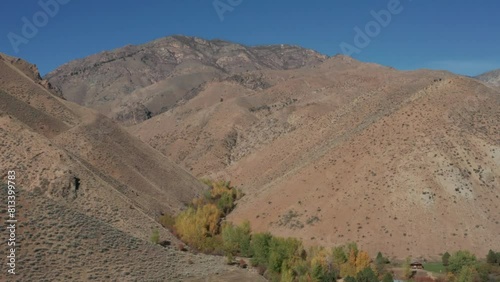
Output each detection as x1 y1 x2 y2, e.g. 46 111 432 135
476 69 500 87
45 35 328 125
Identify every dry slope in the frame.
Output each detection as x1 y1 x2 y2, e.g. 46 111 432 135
46 35 327 125
131 56 500 259
0 54 263 281
476 69 500 87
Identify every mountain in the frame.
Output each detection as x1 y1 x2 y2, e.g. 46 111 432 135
476 69 500 87
0 54 263 281
130 55 500 258
45 35 327 125
45 36 500 259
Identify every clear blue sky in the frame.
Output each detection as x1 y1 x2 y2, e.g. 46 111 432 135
1 0 499 76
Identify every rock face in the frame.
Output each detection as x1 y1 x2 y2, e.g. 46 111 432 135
476 69 500 87
45 35 327 125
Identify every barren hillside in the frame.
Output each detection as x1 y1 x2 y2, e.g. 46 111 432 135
131 55 500 259
0 54 264 281
476 69 500 87
45 35 327 125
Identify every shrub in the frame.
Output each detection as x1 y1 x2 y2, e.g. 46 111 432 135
159 213 176 230
150 229 160 244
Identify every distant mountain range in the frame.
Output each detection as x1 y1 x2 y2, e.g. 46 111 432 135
475 69 500 87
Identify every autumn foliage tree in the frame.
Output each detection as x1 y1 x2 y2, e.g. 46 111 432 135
355 251 371 273
174 203 222 251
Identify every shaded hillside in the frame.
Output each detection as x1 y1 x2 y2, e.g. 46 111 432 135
0 54 269 280
5 190 239 281
46 35 327 125
131 55 500 258
476 69 500 87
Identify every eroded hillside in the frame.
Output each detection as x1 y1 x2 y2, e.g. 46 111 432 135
45 35 327 125
131 55 500 258
0 54 265 281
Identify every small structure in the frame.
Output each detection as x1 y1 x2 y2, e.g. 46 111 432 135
410 261 424 269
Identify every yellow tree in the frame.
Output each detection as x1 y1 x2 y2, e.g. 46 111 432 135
196 203 221 236
355 251 371 273
341 248 357 277
175 207 202 246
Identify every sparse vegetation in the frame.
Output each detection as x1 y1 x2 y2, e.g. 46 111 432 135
159 179 243 252
158 182 383 281
150 229 160 244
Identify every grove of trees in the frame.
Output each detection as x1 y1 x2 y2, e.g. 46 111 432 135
157 179 500 282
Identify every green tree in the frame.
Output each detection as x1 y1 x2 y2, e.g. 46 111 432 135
402 257 412 279
356 267 378 282
150 229 160 244
332 246 347 274
267 237 302 273
347 242 359 257
486 249 497 264
448 250 477 275
250 232 272 266
309 246 336 282
280 262 295 282
442 251 451 266
475 262 490 282
221 221 251 257
340 247 357 278
382 272 394 282
456 266 475 282
344 276 357 282
375 252 386 275
217 192 234 215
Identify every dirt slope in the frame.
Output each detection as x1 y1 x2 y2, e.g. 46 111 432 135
0 54 266 281
131 55 500 259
